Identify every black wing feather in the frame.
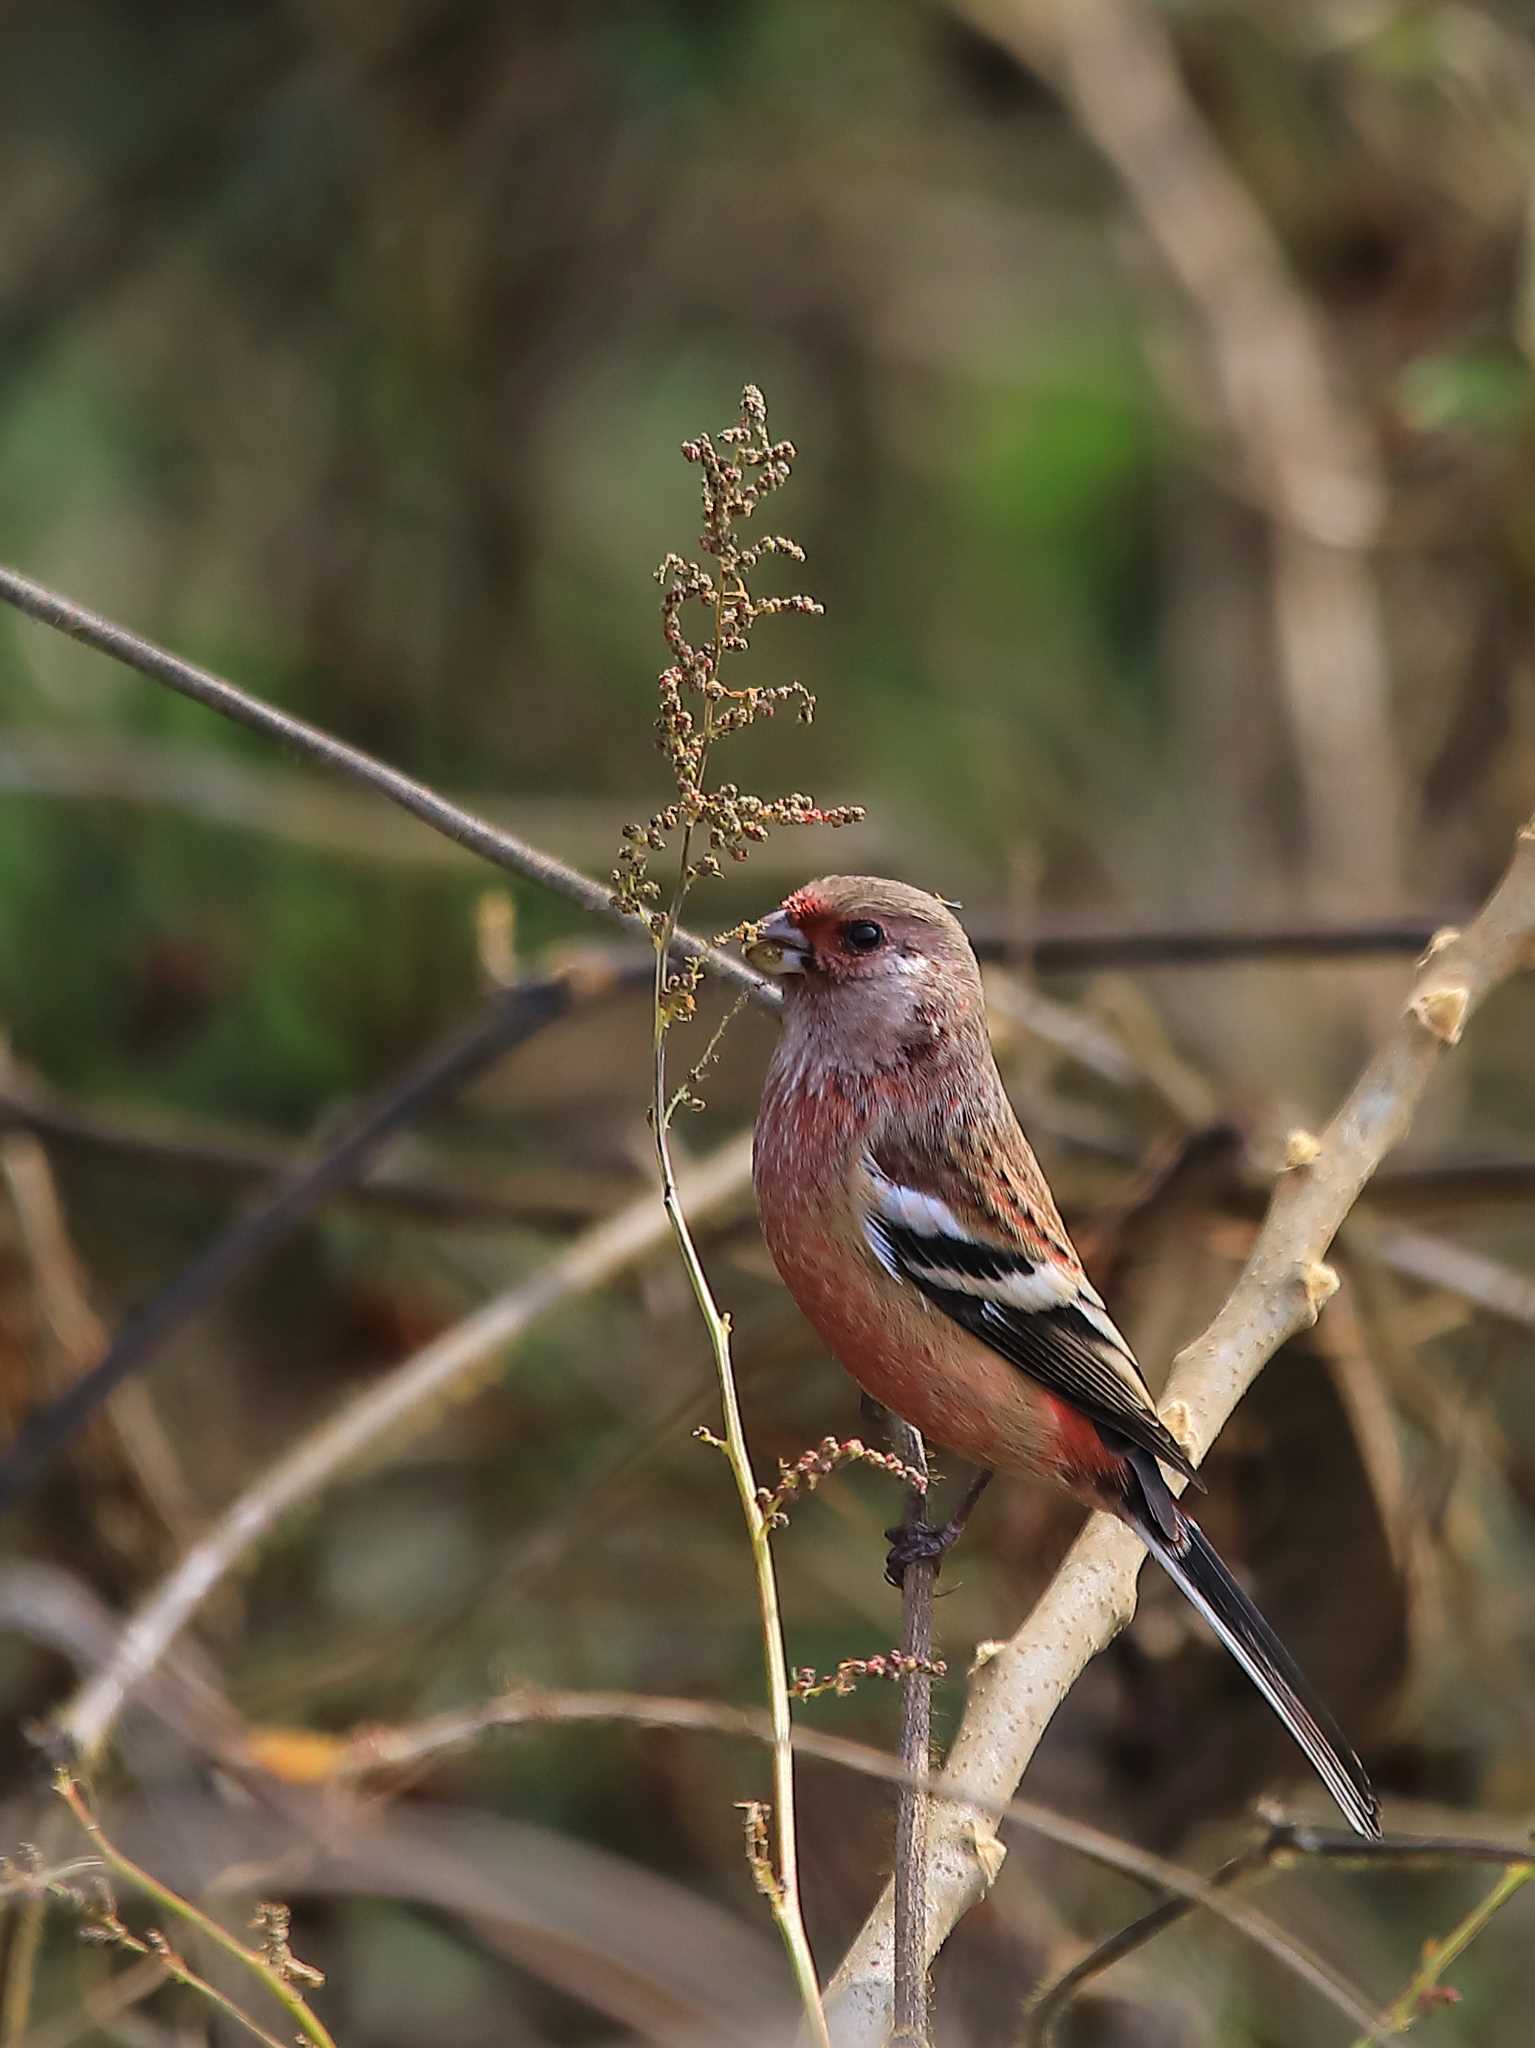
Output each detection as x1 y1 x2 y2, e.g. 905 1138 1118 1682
868 1213 1197 1482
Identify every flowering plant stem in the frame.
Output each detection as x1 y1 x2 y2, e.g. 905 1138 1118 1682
54 1773 336 2048
648 747 831 2047
1354 1860 1535 2044
620 387 855 2045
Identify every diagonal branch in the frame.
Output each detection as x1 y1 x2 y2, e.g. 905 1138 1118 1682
0 971 583 1515
47 1131 757 1762
0 1067 641 1227
0 561 772 1006
824 816 1535 2040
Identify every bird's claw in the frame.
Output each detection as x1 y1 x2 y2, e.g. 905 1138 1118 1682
884 1519 957 1588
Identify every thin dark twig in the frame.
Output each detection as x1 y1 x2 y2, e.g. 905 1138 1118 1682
1026 1840 1273 2044
4 554 1456 1541
1255 1819 1535 1867
334 1685 1395 2041
985 917 1450 970
1025 1814 1535 2045
0 563 1460 981
0 562 772 1007
889 1420 935 2048
0 958 660 1228
0 1081 546 1224
0 973 578 1516
1341 1156 1535 1209
13 1072 1535 1230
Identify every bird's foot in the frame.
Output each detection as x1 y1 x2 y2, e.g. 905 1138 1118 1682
884 1518 962 1589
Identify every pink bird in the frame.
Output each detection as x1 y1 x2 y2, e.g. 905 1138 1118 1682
748 874 1378 1836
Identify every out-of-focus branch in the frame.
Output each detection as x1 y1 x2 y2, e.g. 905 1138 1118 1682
5 1953 168 2048
0 730 906 884
9 1634 1380 2038
1000 917 1446 969
0 562 772 1007
1362 1222 1535 1331
0 969 607 1517
14 1070 1535 1231
0 1121 196 1543
824 816 1535 2041
987 0 1403 909
1026 1811 1535 2046
0 562 1439 993
330 1683 1389 2039
1026 1836 1274 2045
341 1680 1535 2047
0 1025 652 1227
48 1131 757 1762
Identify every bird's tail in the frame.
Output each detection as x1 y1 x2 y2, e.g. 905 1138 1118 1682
1126 1458 1380 1838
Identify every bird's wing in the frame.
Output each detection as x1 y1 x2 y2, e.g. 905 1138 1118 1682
862 1142 1196 1482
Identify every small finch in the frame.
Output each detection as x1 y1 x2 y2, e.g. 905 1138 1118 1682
747 875 1378 1837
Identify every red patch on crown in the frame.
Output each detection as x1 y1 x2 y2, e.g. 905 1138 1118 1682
782 886 830 928
780 888 857 971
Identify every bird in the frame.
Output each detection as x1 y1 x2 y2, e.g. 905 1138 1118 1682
746 873 1379 1837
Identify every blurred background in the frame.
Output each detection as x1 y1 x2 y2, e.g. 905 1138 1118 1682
4 0 1535 2041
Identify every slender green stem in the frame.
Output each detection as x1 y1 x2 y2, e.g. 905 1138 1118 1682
0 1812 72 2047
54 1775 337 2048
116 1949 294 2048
651 1115 828 2042
646 694 829 2045
0 1888 47 2045
1354 1860 1534 2044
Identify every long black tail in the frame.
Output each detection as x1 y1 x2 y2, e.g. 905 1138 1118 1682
1126 1457 1380 1838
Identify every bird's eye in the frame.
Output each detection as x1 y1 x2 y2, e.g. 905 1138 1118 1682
843 920 885 954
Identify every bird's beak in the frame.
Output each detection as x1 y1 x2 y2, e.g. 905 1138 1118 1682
743 908 812 976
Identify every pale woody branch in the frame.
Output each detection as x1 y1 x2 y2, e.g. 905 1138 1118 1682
825 817 1535 2042
50 1133 757 1762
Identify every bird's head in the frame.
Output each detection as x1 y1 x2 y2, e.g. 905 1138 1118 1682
745 875 984 1070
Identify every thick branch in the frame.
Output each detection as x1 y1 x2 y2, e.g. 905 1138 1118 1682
825 818 1535 2040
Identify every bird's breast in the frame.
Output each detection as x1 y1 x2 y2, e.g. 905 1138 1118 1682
753 1087 1094 1482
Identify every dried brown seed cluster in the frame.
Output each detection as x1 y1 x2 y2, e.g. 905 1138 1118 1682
611 387 862 938
789 1650 948 1700
756 1434 929 1529
736 1798 783 1903
252 1900 325 1988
